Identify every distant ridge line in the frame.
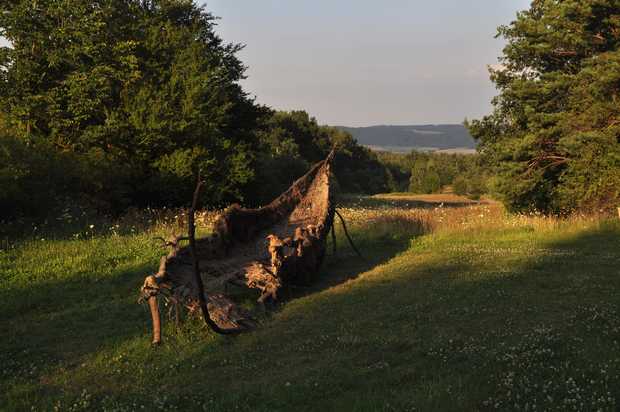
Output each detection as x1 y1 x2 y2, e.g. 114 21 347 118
335 124 477 153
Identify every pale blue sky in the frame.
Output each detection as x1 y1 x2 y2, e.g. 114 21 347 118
202 0 531 126
1 1 532 126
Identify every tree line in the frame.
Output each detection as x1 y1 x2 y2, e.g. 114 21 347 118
377 151 489 199
3 0 618 220
0 1 391 220
468 0 620 214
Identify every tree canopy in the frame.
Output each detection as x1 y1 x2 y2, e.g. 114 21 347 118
0 0 263 212
377 150 488 197
468 0 620 213
0 0 395 220
252 110 393 204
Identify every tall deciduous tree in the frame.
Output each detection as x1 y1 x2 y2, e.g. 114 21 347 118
468 0 620 213
0 0 263 210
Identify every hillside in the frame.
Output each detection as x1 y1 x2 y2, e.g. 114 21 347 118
337 124 477 153
3 196 620 410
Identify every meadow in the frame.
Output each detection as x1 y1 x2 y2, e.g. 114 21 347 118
2 194 620 411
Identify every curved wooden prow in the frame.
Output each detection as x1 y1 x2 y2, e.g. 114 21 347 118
142 149 337 343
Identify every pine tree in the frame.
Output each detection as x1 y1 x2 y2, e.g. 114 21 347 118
468 0 620 213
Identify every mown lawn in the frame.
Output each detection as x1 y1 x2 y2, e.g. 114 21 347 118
2 196 620 411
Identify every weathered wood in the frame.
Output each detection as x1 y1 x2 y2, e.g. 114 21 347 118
148 296 162 345
140 150 337 342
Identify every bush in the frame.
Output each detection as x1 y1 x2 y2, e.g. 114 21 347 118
467 176 487 201
453 176 468 196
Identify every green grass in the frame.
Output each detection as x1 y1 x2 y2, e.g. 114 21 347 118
2 199 620 411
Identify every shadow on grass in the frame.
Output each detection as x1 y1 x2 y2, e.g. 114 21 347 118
5 218 620 411
282 210 433 302
212 221 620 412
0 261 156 400
100 220 620 412
0 212 423 386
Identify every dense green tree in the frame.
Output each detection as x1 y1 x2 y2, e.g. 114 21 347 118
249 111 311 205
452 176 468 196
468 0 620 213
329 127 393 194
253 110 392 202
408 158 428 193
0 0 263 212
382 149 488 196
422 171 441 194
0 113 74 217
409 158 441 194
0 1 400 221
263 111 332 163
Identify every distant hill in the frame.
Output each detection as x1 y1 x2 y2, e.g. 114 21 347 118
336 124 477 153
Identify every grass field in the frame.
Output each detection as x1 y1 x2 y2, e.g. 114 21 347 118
2 195 620 411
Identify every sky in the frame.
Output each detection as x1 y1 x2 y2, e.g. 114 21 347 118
0 1 532 127
202 0 531 126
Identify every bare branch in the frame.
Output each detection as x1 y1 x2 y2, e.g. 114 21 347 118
188 172 241 335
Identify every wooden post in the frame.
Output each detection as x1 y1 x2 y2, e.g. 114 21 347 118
148 296 162 345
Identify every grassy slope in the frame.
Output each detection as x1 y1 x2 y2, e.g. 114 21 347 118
2 196 620 411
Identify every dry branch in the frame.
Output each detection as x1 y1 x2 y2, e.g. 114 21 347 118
335 209 364 260
188 174 242 335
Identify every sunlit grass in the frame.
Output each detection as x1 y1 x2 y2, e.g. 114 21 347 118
2 195 620 411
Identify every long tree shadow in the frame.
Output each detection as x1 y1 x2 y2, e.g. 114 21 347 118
125 220 620 412
200 220 620 412
1 260 158 396
0 211 422 398
280 209 432 302
8 214 620 411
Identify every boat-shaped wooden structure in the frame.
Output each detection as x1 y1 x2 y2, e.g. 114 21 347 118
140 151 336 342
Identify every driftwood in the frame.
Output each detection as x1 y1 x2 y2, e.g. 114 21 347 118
140 150 337 342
